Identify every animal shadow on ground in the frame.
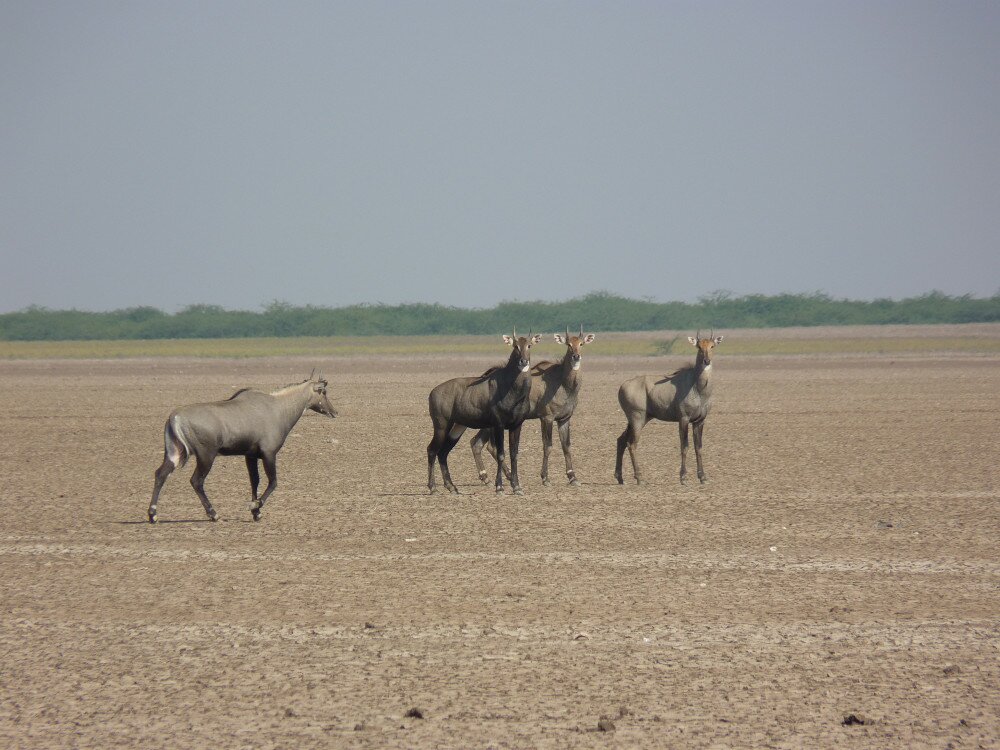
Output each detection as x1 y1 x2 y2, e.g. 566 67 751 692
115 518 251 525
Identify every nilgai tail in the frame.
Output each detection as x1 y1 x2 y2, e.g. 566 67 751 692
149 373 337 523
615 332 723 485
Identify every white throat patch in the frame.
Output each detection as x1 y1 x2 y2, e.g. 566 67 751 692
571 361 581 371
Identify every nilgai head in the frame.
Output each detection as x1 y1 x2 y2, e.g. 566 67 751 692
687 331 724 366
554 324 596 370
502 327 542 372
306 373 338 418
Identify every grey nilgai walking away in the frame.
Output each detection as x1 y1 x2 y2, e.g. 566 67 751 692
615 333 723 485
148 373 337 523
427 329 541 495
471 325 595 486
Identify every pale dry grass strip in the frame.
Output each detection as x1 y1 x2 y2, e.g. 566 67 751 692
2 325 999 359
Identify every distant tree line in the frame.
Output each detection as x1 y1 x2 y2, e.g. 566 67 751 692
1 291 997 341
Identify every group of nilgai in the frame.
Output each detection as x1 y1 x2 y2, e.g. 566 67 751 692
147 329 722 523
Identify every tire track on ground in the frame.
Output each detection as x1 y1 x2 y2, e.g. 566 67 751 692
2 542 998 575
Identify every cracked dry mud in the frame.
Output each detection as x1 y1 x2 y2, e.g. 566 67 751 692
1 338 998 748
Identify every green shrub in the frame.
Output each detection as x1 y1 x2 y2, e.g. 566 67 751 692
1 291 996 341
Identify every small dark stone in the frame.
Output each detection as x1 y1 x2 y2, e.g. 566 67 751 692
404 707 424 719
842 713 873 726
943 664 961 675
598 717 616 732
617 705 633 719
354 723 365 731
364 622 376 629
284 708 297 718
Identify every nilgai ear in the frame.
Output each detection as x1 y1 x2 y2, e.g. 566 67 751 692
530 334 542 344
582 333 595 345
554 333 566 345
502 334 515 346
688 336 698 346
714 336 724 345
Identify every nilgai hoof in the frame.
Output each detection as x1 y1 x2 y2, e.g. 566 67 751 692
209 511 219 522
478 471 489 485
542 478 551 487
569 477 580 487
148 513 157 524
513 487 524 496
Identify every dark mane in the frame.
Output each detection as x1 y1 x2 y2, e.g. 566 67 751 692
472 342 524 384
227 388 254 400
279 377 323 389
657 363 696 384
472 365 503 384
531 360 559 374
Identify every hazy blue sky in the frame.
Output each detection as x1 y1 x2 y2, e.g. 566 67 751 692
2 1 998 313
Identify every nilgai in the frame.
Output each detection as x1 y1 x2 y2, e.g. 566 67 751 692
470 325 595 486
427 329 541 495
148 373 337 523
615 333 723 485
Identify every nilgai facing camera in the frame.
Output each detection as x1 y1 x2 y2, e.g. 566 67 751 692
615 333 723 485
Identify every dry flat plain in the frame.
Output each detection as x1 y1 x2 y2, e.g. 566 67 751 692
1 325 998 749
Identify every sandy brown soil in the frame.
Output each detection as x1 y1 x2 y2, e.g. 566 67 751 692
1 336 998 748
